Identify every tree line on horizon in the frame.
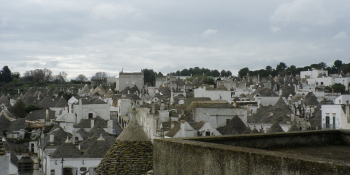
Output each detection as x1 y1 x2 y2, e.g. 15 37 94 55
168 67 232 77
237 60 350 78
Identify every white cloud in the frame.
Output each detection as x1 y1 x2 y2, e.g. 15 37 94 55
90 3 136 20
270 0 335 25
332 31 348 40
270 26 281 33
202 29 218 36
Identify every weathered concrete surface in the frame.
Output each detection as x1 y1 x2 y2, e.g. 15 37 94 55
154 130 350 175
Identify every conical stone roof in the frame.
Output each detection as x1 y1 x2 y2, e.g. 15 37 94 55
273 97 289 110
291 93 303 102
51 139 81 158
217 116 247 135
266 122 284 133
104 88 114 98
0 94 9 106
117 110 150 141
82 135 112 158
54 96 67 107
243 127 251 134
288 123 300 132
38 96 55 108
251 127 260 134
303 92 319 106
94 108 152 175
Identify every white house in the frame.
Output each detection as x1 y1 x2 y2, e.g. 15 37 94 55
321 104 350 130
164 120 196 138
300 68 328 79
194 85 232 103
191 100 248 128
334 95 350 105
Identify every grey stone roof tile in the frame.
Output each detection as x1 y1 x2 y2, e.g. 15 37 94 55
51 141 81 158
266 122 284 133
217 116 247 135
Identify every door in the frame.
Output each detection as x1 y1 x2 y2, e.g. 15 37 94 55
326 116 330 128
333 117 336 129
63 168 73 175
31 143 34 152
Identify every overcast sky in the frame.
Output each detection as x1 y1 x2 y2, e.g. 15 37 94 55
1 0 349 80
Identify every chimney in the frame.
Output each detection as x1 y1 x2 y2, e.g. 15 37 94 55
170 91 174 104
91 119 94 128
160 100 164 111
46 109 49 120
279 88 282 97
49 134 54 143
72 132 75 145
346 102 350 122
151 102 155 114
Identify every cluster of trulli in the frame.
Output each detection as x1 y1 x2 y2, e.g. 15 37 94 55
94 107 153 175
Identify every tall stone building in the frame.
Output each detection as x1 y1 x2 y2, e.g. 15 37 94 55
118 71 144 92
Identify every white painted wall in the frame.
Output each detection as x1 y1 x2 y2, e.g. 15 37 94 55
73 100 110 123
307 77 333 86
334 95 350 105
46 157 101 175
194 86 231 103
300 69 328 79
196 122 221 136
193 108 247 128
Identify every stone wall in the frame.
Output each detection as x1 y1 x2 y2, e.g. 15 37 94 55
95 141 153 175
154 130 350 175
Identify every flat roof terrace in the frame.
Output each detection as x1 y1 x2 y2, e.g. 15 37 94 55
154 130 350 175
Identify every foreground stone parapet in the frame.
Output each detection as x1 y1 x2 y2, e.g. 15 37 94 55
154 130 350 175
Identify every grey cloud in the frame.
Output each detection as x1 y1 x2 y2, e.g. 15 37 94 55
0 0 349 80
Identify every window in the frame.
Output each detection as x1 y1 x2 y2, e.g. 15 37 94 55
88 113 93 119
206 131 210 136
226 119 230 124
316 82 319 85
321 82 323 85
50 169 55 175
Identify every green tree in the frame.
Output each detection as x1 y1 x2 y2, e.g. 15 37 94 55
276 62 287 71
143 69 156 86
180 69 190 76
238 67 249 78
25 105 42 114
266 66 272 72
332 83 345 93
288 65 297 75
334 60 343 69
0 66 12 83
13 99 26 118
